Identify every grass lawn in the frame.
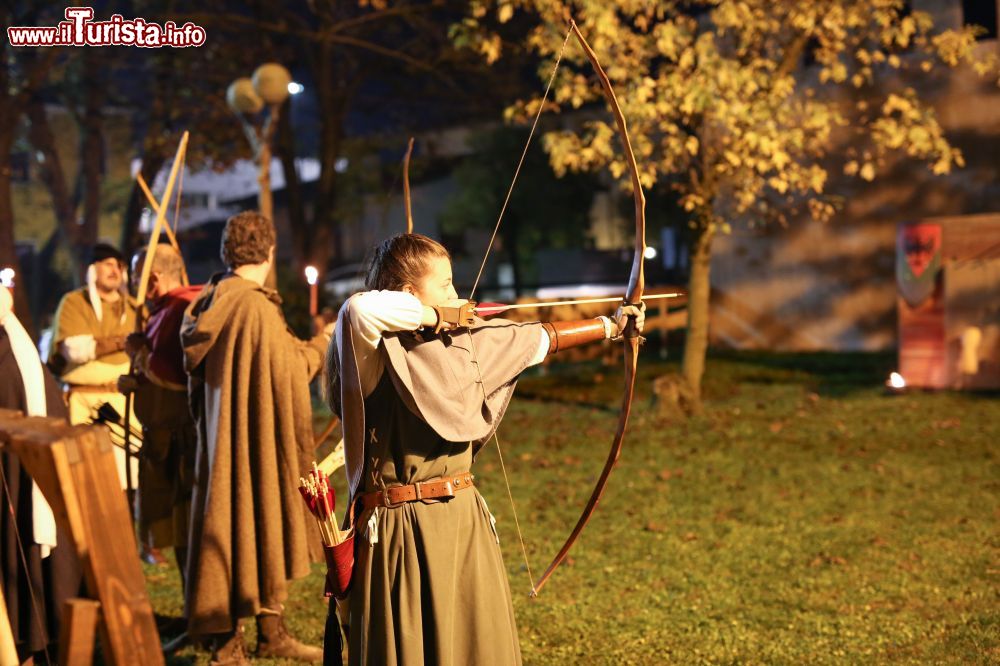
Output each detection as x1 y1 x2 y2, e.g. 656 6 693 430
147 350 999 664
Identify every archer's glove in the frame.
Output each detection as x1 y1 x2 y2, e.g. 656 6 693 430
611 302 646 339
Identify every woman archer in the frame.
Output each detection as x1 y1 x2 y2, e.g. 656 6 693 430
325 233 644 665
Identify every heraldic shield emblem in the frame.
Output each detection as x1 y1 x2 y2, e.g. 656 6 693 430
896 223 942 308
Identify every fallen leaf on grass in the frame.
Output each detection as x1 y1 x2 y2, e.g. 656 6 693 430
769 421 784 433
932 418 961 430
681 532 698 542
644 522 667 533
809 553 847 567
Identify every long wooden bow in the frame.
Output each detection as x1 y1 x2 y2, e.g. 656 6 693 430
529 20 646 596
403 137 415 234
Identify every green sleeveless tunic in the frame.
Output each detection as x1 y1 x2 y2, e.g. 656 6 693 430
347 371 522 665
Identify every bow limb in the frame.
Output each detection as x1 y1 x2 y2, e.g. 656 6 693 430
530 20 646 597
403 137 414 234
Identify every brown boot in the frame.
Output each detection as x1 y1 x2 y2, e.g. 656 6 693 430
209 627 250 666
255 613 323 662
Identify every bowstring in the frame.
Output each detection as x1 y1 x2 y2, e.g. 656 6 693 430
465 336 536 592
468 24 574 297
0 463 52 664
465 23 574 595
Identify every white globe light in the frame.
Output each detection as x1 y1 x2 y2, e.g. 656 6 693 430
888 372 906 389
226 78 264 114
252 63 292 105
643 246 658 260
304 265 319 285
288 82 304 95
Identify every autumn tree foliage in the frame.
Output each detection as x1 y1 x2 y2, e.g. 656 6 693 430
455 0 998 412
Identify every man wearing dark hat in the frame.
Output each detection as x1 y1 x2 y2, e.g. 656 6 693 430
50 242 140 490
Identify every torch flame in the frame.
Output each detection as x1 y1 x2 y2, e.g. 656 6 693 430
305 265 318 285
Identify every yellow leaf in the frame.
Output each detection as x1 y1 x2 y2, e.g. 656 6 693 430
685 135 699 156
810 169 827 193
497 2 513 24
859 163 875 181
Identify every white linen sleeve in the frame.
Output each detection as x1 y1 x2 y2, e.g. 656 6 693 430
60 334 97 364
527 327 549 367
337 291 425 397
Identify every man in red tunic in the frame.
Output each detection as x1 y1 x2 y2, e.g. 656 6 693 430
121 244 201 584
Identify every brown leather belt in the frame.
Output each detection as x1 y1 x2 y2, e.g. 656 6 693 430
65 383 120 394
362 472 474 511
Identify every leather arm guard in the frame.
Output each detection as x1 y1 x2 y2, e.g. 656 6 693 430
541 318 611 354
431 302 476 333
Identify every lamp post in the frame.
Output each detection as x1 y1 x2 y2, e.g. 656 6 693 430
226 63 293 223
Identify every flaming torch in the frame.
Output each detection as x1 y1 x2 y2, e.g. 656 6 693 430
305 265 319 318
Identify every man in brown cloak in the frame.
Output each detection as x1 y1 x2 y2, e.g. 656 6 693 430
181 211 330 664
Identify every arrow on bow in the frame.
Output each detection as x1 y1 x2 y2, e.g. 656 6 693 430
474 292 677 318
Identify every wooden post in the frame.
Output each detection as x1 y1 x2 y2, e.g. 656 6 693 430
59 599 100 666
0 575 18 665
0 410 163 665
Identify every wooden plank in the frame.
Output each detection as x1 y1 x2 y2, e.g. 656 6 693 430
68 426 163 665
0 417 163 665
59 598 100 666
0 414 89 555
0 572 18 666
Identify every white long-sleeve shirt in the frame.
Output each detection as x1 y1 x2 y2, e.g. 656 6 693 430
336 290 549 397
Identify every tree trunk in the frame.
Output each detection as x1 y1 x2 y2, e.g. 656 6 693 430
0 119 35 337
26 99 86 282
504 215 523 297
309 40 351 272
681 223 715 413
277 101 307 266
79 53 104 260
